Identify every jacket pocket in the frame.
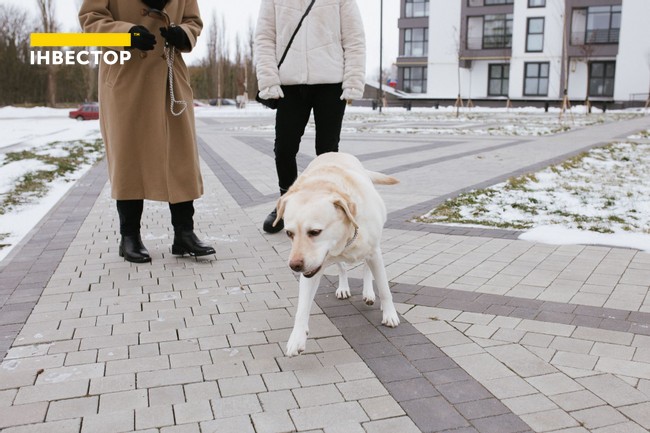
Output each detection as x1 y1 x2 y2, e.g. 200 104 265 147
104 56 122 88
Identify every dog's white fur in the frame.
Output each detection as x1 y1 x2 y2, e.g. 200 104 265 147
274 152 400 356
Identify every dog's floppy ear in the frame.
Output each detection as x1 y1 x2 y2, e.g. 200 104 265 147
332 194 359 229
273 194 289 227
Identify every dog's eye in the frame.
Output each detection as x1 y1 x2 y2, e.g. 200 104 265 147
308 229 322 237
286 231 294 239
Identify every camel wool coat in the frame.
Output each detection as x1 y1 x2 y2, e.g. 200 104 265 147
79 0 203 203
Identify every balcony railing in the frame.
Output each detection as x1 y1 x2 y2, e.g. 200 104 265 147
571 29 620 45
465 35 512 50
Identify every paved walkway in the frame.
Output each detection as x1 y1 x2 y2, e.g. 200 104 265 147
1 111 649 433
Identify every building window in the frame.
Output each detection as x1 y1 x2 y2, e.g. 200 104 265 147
488 64 509 96
587 6 620 43
528 0 545 7
403 67 427 93
571 6 620 44
589 61 615 97
467 14 513 49
484 14 513 48
526 17 544 52
403 28 428 57
468 0 513 6
523 62 549 96
405 0 429 18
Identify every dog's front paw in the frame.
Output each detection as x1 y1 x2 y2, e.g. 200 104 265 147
381 304 400 328
335 287 351 300
362 292 375 305
286 328 308 357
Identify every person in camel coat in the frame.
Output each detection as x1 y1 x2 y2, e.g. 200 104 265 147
79 0 214 263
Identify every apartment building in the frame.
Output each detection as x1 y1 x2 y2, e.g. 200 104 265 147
395 0 650 104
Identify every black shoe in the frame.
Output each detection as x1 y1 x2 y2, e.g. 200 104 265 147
263 208 284 233
172 230 215 256
119 234 151 263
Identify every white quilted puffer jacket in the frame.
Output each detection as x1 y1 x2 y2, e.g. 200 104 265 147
254 0 366 95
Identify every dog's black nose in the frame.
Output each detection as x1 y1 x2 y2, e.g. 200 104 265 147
290 259 304 272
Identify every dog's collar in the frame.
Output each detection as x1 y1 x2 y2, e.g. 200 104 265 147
344 226 358 249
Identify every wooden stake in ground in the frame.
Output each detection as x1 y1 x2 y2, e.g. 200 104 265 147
454 94 464 117
559 89 574 123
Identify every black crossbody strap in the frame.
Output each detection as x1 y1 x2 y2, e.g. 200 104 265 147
277 0 316 69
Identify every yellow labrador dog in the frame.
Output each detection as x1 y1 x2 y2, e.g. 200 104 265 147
274 152 400 356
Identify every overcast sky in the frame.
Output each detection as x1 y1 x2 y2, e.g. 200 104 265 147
7 0 399 80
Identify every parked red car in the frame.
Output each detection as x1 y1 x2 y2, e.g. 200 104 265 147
69 103 99 120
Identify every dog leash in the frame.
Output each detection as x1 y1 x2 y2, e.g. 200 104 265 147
164 46 187 116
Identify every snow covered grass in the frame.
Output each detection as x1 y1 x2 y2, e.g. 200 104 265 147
0 138 104 252
417 139 650 250
1 139 104 214
0 107 103 261
343 108 615 136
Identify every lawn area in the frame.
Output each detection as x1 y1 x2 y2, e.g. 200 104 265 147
417 134 650 236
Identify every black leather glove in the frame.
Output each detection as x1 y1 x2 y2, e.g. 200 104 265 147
129 25 156 51
142 0 168 10
160 26 190 50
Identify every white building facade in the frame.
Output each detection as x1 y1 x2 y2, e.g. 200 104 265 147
395 0 650 104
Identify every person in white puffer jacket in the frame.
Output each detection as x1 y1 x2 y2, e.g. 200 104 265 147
254 0 366 233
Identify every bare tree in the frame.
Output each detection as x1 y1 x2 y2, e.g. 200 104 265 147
73 0 96 102
0 5 32 105
36 0 59 106
206 11 217 100
206 12 229 105
452 26 464 118
234 33 247 107
645 51 650 112
577 35 596 114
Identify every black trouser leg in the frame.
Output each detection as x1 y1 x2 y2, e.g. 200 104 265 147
274 85 313 192
169 200 194 232
116 199 144 236
312 83 346 156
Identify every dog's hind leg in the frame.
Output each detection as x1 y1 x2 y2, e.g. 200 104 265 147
335 262 351 300
366 247 400 328
286 273 322 356
362 264 375 305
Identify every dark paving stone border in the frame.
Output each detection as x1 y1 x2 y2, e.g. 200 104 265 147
388 280 650 336
198 137 271 207
315 279 534 433
0 160 108 360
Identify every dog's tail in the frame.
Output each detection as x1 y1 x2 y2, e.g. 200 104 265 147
366 170 399 185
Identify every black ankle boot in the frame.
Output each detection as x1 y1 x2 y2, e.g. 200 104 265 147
119 234 151 263
172 230 215 256
263 208 284 233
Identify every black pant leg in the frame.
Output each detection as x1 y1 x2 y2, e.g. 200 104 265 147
312 83 346 155
169 200 194 232
274 85 313 192
116 199 144 236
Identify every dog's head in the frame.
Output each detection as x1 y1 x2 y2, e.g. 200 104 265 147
274 190 358 278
